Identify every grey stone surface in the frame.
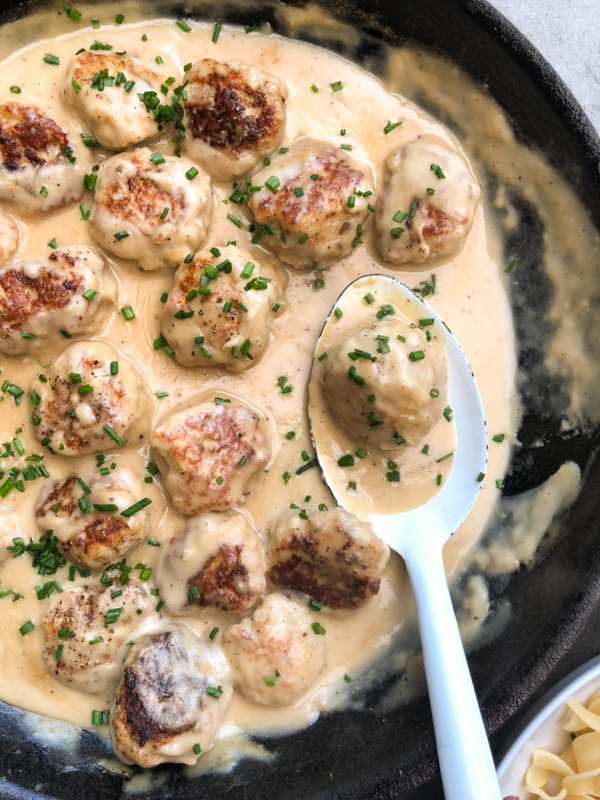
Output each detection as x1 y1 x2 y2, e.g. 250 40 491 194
490 0 599 132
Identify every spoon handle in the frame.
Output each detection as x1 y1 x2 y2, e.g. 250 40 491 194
402 538 502 800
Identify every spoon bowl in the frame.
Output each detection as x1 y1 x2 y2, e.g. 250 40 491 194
308 274 502 800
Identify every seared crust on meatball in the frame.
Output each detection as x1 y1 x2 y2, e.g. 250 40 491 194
375 135 480 265
183 59 286 179
0 102 88 212
110 625 232 766
42 580 153 694
151 398 271 515
35 467 152 570
222 593 327 706
0 246 114 356
30 341 150 456
0 213 18 266
156 511 265 614
90 147 213 271
64 51 161 150
247 138 374 269
321 317 447 449
268 506 389 610
161 246 282 369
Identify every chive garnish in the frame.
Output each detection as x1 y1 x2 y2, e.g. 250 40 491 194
121 498 151 517
103 424 125 447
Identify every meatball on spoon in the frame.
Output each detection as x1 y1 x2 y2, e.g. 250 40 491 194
308 274 500 800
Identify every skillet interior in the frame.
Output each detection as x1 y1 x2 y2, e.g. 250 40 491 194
0 1 599 798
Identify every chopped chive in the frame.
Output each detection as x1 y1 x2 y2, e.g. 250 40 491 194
265 175 280 191
82 288 97 301
43 54 60 65
176 19 191 32
19 620 34 635
209 626 218 640
9 85 21 94
114 230 129 241
121 498 151 517
330 81 343 92
363 293 375 305
492 433 505 443
227 213 241 228
443 406 453 422
150 152 165 165
430 163 446 179
436 452 454 463
103 424 125 447
408 350 425 362
212 22 221 42
506 258 518 273
337 454 354 467
383 120 402 134
121 305 135 320
311 622 326 635
426 187 435 195
477 472 485 483
186 167 199 180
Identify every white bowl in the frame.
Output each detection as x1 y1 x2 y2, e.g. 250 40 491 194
497 654 600 797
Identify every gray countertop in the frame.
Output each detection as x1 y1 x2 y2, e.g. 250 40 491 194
490 0 599 132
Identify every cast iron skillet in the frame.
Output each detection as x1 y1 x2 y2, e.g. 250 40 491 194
0 1 599 798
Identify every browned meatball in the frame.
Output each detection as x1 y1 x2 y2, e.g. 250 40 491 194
151 398 271 515
222 593 327 706
0 102 88 212
375 136 480 265
156 511 266 614
268 506 389 610
0 246 114 356
35 467 153 570
64 51 161 150
90 147 213 270
42 580 153 694
161 245 281 369
110 625 232 766
182 59 287 179
247 138 375 268
30 341 150 456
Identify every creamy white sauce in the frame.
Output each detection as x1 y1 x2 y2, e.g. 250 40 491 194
0 0 596 774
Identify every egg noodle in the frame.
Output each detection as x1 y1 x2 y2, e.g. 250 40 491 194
526 692 600 799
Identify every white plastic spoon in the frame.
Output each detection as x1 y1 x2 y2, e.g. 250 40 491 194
308 274 502 800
